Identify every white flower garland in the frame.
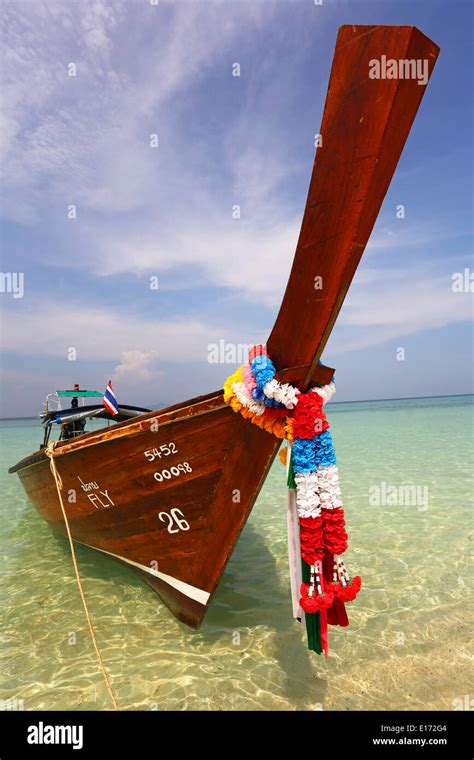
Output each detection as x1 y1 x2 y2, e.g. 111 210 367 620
232 381 266 415
315 464 343 510
295 465 342 517
311 381 336 405
294 472 322 518
263 378 300 409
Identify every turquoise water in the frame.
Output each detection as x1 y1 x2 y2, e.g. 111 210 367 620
1 396 472 711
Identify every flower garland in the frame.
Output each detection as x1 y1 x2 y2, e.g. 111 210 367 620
224 345 361 656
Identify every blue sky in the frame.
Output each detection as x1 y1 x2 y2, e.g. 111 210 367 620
0 0 472 417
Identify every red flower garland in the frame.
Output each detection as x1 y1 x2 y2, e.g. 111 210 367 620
298 516 324 565
322 508 348 555
328 576 362 602
292 393 329 439
300 582 335 613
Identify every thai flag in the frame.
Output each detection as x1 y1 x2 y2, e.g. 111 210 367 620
103 381 119 416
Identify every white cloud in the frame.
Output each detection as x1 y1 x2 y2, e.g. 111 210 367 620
0 0 320 296
0 301 253 363
88 216 299 306
114 349 158 381
0 0 279 220
2 262 471 371
327 268 473 353
365 222 467 254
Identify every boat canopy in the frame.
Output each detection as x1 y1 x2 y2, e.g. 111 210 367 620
43 389 102 417
45 404 151 425
38 383 151 448
56 389 103 397
39 402 152 448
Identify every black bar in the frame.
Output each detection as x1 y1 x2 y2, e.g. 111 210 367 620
0 710 470 757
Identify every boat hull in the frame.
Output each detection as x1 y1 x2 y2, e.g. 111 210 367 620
12 392 279 628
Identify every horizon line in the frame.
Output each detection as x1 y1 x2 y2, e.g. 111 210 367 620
0 392 472 421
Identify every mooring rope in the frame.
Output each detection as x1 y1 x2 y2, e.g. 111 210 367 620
45 441 119 711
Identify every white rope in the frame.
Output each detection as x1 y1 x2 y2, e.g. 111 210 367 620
45 441 119 711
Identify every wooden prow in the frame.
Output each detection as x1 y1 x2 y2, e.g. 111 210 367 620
275 363 335 389
267 25 439 386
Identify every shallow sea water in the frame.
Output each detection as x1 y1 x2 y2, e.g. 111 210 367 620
1 396 472 711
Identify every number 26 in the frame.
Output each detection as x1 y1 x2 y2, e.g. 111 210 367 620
158 508 190 534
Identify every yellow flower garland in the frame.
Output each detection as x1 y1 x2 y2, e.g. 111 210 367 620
223 365 291 439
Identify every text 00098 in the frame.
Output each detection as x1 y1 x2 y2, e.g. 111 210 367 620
153 462 192 482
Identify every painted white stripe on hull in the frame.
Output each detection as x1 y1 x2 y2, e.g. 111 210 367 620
81 542 210 606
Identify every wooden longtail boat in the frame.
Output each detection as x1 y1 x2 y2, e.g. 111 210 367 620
10 26 439 630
